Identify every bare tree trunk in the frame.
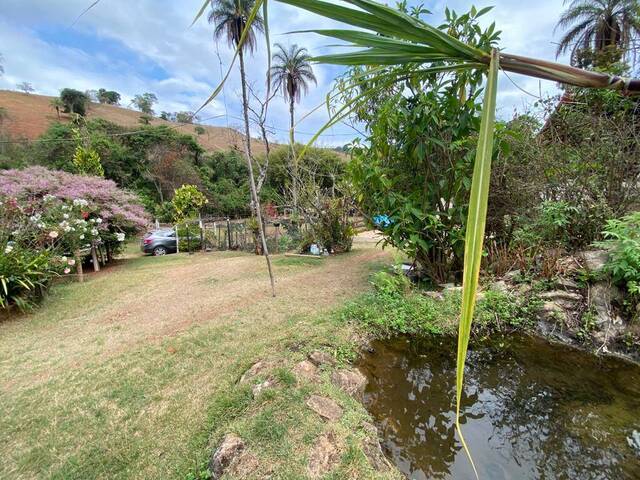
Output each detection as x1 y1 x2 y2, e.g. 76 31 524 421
91 243 100 272
75 251 84 283
289 97 298 216
239 48 276 297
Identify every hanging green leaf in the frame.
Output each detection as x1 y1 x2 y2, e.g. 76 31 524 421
455 47 499 479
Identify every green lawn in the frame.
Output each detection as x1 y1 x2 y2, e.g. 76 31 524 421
0 238 398 479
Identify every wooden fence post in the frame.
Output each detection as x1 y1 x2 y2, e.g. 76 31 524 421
227 218 232 250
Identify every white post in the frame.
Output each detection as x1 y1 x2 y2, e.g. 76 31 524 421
175 225 180 254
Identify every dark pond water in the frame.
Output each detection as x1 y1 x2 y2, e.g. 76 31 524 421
358 335 640 479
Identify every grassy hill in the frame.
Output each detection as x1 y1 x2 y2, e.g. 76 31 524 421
0 90 268 154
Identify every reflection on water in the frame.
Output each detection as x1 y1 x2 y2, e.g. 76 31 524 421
358 335 640 479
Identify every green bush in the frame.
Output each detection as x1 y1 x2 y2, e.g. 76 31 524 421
596 212 640 295
0 246 57 311
176 226 202 252
337 271 539 337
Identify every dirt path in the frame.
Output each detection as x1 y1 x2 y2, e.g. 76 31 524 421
0 234 389 393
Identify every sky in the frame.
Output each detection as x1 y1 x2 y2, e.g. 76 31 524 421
0 0 569 147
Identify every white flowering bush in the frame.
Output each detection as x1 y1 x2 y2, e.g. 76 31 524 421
0 196 102 310
0 168 150 310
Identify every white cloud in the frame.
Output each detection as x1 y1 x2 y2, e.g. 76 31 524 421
0 0 571 145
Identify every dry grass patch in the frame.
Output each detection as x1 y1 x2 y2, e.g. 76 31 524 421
0 236 392 479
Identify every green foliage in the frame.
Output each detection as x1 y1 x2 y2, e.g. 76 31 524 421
96 88 121 105
474 289 541 331
131 93 158 115
60 88 89 116
493 88 639 253
596 211 640 295
0 246 56 311
71 128 104 177
172 185 208 222
176 225 202 252
277 233 293 252
344 7 500 283
337 271 537 338
305 197 355 254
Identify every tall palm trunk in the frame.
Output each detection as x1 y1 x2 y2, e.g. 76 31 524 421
238 47 276 297
289 95 298 215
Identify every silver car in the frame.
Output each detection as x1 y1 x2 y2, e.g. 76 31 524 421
141 229 177 256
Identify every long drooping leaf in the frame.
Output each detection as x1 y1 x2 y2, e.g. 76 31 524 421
455 48 499 479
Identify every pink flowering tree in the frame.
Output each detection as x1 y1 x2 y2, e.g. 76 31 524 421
0 167 149 250
0 167 150 309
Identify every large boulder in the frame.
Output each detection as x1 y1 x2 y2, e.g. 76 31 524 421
539 290 583 309
538 301 567 323
589 282 623 326
209 433 245 479
581 250 609 271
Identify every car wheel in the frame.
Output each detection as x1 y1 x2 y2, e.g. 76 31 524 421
153 246 168 256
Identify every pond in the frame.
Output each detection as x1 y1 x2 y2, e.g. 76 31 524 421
358 335 640 479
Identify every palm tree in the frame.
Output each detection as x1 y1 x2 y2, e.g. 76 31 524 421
208 0 275 296
270 43 317 213
50 98 64 120
555 0 640 66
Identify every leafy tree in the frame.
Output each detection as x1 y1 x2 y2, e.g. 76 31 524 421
71 127 104 177
160 111 174 121
172 184 208 221
16 82 34 94
172 184 208 253
60 88 89 116
138 114 152 125
194 125 206 135
49 98 64 120
131 93 158 115
97 88 121 105
175 111 198 123
209 0 275 293
270 43 317 213
0 53 4 76
345 7 499 283
555 0 640 67
85 90 98 102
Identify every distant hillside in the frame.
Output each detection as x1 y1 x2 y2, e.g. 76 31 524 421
0 90 269 154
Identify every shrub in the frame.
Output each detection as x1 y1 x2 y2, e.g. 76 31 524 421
0 246 56 311
346 7 500 283
338 271 539 337
596 212 640 295
309 198 354 254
